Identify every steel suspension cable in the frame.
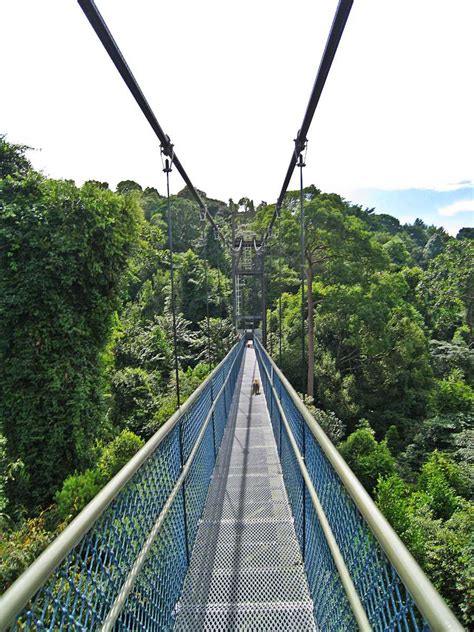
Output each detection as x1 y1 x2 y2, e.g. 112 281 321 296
262 0 354 246
77 0 229 247
217 266 224 354
202 224 212 367
164 158 181 408
278 209 283 365
298 150 307 560
298 152 306 402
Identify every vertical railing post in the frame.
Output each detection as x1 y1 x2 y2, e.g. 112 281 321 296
269 365 274 420
223 374 228 415
178 419 190 565
302 420 307 562
210 377 217 457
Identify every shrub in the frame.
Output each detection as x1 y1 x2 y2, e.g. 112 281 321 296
0 510 56 592
428 370 474 415
55 469 102 520
418 451 465 519
339 426 396 494
97 429 144 481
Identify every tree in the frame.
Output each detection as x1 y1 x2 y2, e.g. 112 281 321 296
278 190 387 399
0 140 141 508
109 367 160 436
194 317 237 365
375 473 473 626
428 370 474 415
84 180 109 190
383 237 413 267
312 274 432 433
418 240 474 343
400 412 473 475
116 180 142 195
417 451 465 520
423 233 445 261
338 424 396 494
0 135 31 178
429 339 474 382
456 227 474 240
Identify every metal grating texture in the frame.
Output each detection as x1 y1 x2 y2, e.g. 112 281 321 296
9 340 245 631
174 348 316 631
254 337 430 632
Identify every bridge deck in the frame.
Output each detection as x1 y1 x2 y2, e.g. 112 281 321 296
174 348 315 630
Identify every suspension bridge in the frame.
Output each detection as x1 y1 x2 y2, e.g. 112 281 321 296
0 1 464 630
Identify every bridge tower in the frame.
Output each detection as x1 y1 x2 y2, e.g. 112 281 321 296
232 236 266 345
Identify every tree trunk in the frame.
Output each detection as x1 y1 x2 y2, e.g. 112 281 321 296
306 264 314 399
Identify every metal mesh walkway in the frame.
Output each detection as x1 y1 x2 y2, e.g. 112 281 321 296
174 348 315 630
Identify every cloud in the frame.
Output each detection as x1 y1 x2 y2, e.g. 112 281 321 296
365 181 474 193
428 180 473 193
438 199 474 217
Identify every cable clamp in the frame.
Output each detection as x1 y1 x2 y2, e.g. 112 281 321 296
294 132 307 164
161 136 175 172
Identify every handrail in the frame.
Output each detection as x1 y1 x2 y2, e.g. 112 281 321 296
100 342 243 631
0 339 242 630
254 337 463 632
258 353 372 631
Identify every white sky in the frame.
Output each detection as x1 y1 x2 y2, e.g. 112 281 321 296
1 0 473 206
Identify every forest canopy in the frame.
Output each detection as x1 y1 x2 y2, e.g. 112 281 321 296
0 137 472 625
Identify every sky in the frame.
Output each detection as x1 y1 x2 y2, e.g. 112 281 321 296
1 0 473 235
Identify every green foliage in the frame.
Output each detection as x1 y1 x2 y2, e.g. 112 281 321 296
1 135 471 621
418 451 469 517
55 468 102 520
147 363 213 434
310 275 432 431
375 474 412 534
383 236 413 267
429 339 474 381
113 308 173 375
0 139 141 509
110 367 160 436
456 227 474 240
0 434 25 525
376 466 473 626
194 317 237 365
0 509 57 593
339 426 396 493
0 135 31 178
400 412 473 475
419 240 474 342
116 180 142 195
384 425 401 454
305 405 345 444
0 434 9 518
55 430 144 520
97 429 144 480
423 233 445 261
428 369 474 415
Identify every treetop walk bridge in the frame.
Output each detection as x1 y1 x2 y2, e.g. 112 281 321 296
0 1 465 629
0 338 463 631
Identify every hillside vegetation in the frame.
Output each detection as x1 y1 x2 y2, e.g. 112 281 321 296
1 137 472 625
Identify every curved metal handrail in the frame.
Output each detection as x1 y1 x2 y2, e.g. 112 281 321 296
258 355 372 630
0 339 244 629
254 336 463 632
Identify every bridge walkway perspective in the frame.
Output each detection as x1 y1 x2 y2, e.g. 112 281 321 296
0 338 463 631
174 347 315 630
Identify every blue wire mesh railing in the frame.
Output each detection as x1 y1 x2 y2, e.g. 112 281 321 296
254 336 452 632
3 339 245 631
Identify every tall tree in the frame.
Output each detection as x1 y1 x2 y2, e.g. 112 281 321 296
279 192 387 398
0 140 141 508
419 240 474 343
